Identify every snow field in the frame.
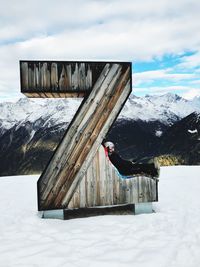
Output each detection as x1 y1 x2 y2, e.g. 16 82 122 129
0 166 200 267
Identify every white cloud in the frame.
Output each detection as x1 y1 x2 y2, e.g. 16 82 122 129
1 0 200 100
1 0 200 58
133 69 197 86
179 52 200 68
134 85 200 97
182 89 200 99
189 79 200 85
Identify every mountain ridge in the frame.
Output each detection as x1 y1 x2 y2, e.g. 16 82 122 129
1 93 200 135
0 93 200 175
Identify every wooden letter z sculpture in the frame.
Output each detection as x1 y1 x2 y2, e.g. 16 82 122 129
20 61 157 213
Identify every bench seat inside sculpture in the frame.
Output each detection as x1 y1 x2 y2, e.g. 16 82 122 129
42 145 158 219
68 145 158 209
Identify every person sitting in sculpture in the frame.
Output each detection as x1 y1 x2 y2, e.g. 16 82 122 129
104 141 160 178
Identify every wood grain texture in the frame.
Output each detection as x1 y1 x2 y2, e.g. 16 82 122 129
23 92 85 98
68 146 158 208
37 63 132 210
20 60 158 212
20 61 101 96
64 204 135 220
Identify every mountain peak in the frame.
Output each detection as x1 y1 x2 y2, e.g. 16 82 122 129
144 93 183 102
160 93 183 102
17 97 29 103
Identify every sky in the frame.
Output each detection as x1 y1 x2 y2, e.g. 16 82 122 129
0 0 200 102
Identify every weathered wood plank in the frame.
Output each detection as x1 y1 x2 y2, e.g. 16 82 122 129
20 61 102 94
20 63 157 214
20 60 159 212
38 64 112 197
58 66 131 208
21 62 29 90
59 65 69 91
39 64 124 208
23 92 40 98
64 204 135 220
68 145 158 208
51 63 58 91
63 81 132 209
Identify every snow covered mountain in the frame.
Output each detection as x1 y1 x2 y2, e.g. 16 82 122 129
159 112 200 165
121 93 200 124
0 93 200 175
0 97 82 135
0 93 200 134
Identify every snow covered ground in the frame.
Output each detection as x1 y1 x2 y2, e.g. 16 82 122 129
0 166 200 267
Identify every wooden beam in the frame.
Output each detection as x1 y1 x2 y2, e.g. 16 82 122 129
37 63 132 210
23 92 86 98
20 61 105 95
64 204 135 220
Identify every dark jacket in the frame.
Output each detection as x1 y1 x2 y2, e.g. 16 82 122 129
109 152 135 175
108 151 155 176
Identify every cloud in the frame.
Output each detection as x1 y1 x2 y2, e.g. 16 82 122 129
0 0 200 101
182 89 200 99
133 69 197 86
179 51 200 68
134 85 200 97
1 0 200 58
